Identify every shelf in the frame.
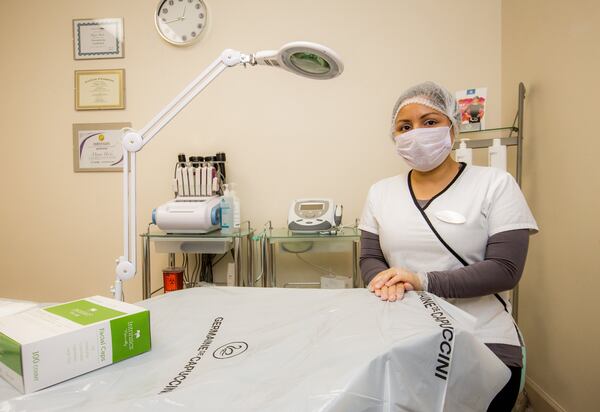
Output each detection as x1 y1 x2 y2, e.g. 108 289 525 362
141 227 254 239
265 227 360 243
453 136 518 150
141 221 253 239
460 126 518 134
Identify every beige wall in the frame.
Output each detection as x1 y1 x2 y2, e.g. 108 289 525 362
0 0 502 301
502 0 600 411
2 0 596 409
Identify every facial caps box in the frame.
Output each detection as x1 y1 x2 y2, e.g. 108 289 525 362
0 295 151 394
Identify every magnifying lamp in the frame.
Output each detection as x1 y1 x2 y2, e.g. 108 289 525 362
113 41 343 301
254 41 343 79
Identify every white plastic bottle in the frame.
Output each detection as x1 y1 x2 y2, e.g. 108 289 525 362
455 140 473 165
488 138 507 171
220 184 234 234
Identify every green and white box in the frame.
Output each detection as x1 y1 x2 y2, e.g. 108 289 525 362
0 296 151 394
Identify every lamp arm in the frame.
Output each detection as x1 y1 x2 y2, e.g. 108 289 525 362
113 49 253 301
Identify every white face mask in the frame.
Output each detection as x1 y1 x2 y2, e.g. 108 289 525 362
394 126 452 172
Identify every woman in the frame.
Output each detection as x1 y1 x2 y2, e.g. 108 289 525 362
359 81 538 411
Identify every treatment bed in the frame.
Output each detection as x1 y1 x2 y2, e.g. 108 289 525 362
0 287 509 411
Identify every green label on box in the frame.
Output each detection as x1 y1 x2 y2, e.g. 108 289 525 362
44 300 126 326
0 332 22 376
110 311 151 363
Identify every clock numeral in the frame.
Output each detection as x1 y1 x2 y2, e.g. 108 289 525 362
195 3 201 9
162 8 168 14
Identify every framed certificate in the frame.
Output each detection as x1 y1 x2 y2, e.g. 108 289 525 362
75 69 125 110
73 18 124 60
73 123 131 172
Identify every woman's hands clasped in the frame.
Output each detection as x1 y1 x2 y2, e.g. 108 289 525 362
368 267 423 302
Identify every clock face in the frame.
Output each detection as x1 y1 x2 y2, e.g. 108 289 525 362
155 0 208 46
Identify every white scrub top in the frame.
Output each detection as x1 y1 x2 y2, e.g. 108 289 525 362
359 164 538 346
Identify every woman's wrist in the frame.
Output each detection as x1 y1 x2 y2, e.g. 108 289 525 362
416 271 429 291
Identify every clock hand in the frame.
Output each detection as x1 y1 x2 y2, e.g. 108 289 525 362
164 17 181 24
182 5 187 19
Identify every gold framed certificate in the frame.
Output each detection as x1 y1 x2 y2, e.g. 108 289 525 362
73 18 124 60
73 122 131 172
75 69 125 110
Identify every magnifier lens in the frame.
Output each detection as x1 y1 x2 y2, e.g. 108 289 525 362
289 52 331 74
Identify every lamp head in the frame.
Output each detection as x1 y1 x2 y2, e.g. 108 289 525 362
253 41 343 80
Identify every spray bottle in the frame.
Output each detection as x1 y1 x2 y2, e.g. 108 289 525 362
230 184 241 230
220 184 234 234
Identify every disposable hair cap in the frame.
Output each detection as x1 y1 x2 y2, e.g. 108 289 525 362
391 81 461 137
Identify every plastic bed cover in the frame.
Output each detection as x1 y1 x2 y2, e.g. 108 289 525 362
0 287 509 411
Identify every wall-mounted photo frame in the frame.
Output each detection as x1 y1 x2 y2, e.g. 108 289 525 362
75 69 125 111
73 122 131 172
73 18 124 60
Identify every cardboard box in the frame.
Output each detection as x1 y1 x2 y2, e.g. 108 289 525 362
0 296 151 393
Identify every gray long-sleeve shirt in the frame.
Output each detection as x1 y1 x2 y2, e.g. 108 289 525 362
359 227 529 367
360 229 529 297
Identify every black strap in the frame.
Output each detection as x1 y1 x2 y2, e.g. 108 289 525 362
493 293 508 312
421 163 467 210
407 167 509 313
411 191 470 267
